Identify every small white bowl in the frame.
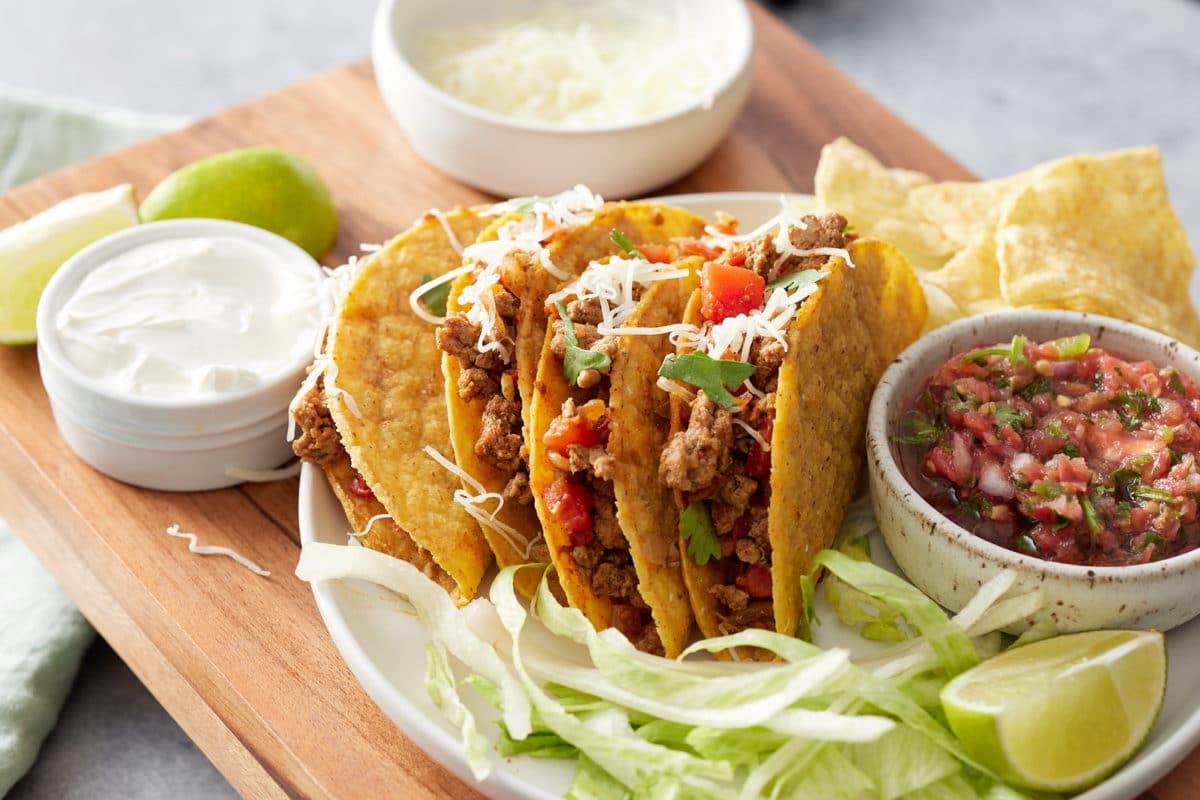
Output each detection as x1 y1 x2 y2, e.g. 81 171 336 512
867 310 1200 633
36 219 323 492
370 0 754 198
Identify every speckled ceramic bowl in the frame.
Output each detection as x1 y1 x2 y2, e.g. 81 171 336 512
867 309 1200 633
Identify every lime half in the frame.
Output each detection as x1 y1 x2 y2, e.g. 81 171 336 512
941 629 1166 793
139 147 338 258
0 184 139 345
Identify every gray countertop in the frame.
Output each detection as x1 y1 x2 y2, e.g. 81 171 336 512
3 1 1198 797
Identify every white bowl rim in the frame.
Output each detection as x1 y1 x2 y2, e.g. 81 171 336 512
36 218 324 412
867 308 1200 581
372 0 755 136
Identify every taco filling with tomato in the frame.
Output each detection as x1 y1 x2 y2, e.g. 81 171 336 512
658 209 926 656
530 237 703 658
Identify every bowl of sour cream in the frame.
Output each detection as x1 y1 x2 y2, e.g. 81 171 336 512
36 218 324 491
371 0 754 198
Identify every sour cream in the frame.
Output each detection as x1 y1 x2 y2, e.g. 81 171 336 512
55 235 321 399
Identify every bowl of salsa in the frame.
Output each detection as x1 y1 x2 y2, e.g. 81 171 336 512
866 309 1200 633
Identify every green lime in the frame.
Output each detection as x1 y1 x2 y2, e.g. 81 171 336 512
140 147 338 257
0 184 139 345
941 629 1166 793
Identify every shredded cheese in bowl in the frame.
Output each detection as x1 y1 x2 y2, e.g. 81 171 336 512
412 0 731 128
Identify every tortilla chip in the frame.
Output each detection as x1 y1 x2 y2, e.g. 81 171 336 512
997 147 1200 348
815 138 956 272
328 209 493 603
920 232 1009 330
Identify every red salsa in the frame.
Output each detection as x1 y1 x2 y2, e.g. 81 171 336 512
896 334 1200 566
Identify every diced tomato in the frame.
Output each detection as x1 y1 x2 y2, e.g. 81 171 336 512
543 412 606 457
736 564 773 598
637 243 675 263
727 250 747 267
348 472 375 499
700 262 765 323
745 414 774 478
545 477 593 545
680 239 724 261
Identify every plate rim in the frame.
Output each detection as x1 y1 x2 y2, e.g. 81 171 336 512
297 191 1200 800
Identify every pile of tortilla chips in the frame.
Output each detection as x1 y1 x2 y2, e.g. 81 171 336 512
815 138 1200 347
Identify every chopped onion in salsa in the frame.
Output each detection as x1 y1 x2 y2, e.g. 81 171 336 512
895 334 1200 566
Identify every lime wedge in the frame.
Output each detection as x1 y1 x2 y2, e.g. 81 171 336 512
139 147 338 258
941 629 1166 792
0 184 140 345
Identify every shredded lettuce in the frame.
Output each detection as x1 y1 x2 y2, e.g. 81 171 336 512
296 500 1056 799
424 642 491 779
823 495 910 641
813 550 979 678
295 543 532 745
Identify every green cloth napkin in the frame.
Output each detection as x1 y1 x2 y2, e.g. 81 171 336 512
0 86 182 796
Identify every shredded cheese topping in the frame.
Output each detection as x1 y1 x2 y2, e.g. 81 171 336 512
408 264 474 326
350 513 392 539
447 186 604 358
287 254 368 441
164 524 270 577
733 418 771 452
656 376 696 403
676 199 856 396
422 446 542 560
429 209 465 255
545 256 692 336
413 1 729 128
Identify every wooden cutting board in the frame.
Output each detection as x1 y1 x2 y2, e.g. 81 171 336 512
0 5 1194 799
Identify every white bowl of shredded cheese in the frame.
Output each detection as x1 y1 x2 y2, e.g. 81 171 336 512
371 0 754 198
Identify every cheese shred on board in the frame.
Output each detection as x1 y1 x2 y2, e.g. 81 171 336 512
413 1 730 127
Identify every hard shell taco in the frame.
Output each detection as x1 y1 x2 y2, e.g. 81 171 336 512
529 242 706 657
429 188 707 595
291 208 493 604
657 209 926 658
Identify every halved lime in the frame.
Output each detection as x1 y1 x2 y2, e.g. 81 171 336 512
0 184 139 345
941 629 1166 792
139 147 338 258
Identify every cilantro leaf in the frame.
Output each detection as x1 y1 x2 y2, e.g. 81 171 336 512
891 414 942 446
679 501 721 565
993 403 1028 431
609 230 647 260
555 303 611 386
657 351 756 407
1168 370 1186 394
418 272 452 317
766 268 824 292
1017 375 1050 400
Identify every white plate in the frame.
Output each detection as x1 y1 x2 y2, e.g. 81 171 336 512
298 192 1200 800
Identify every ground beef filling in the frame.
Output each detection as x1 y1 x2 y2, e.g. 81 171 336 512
292 379 340 465
435 287 532 503
658 216 851 632
544 297 662 655
661 389 777 633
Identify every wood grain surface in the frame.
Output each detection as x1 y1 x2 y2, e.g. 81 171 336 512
0 4 1193 798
